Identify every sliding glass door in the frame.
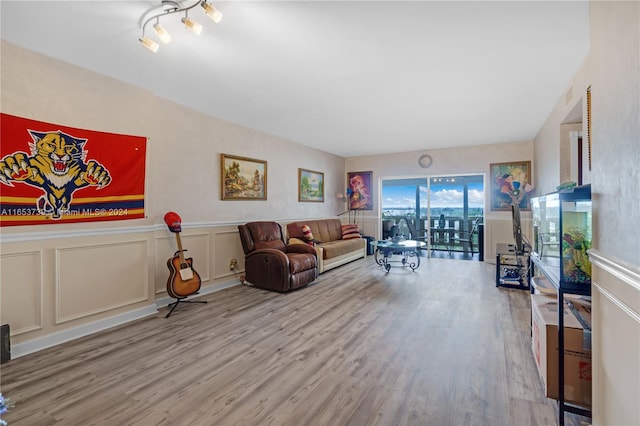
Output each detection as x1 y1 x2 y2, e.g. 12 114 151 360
381 174 484 256
427 175 484 253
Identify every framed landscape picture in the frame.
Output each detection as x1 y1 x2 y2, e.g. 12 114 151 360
298 168 324 202
490 161 532 211
221 154 267 200
347 171 373 210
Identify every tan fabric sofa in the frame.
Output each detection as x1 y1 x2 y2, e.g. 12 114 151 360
286 219 367 273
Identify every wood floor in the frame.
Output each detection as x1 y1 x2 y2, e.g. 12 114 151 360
1 257 590 426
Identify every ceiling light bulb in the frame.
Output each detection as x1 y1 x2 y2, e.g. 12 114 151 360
153 23 172 44
181 17 203 35
201 1 223 23
139 37 159 53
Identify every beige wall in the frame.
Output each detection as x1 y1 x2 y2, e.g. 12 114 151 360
346 140 534 260
0 41 346 355
590 2 640 425
588 1 640 264
533 2 640 425
535 3 639 264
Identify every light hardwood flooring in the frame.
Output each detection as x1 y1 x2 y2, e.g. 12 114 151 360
1 257 590 425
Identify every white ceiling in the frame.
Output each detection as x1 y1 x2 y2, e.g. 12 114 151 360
0 1 590 157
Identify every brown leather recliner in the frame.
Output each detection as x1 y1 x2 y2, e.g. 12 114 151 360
238 221 318 292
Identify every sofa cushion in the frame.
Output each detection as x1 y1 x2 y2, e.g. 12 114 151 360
320 239 364 259
287 219 342 243
341 224 361 240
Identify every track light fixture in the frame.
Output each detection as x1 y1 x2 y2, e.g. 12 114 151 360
181 16 203 35
139 37 160 53
201 1 223 23
153 21 172 44
139 0 223 53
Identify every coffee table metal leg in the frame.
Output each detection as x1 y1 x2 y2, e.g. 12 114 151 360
405 250 420 270
373 246 422 271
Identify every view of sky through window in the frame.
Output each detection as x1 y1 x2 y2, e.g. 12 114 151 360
382 179 484 218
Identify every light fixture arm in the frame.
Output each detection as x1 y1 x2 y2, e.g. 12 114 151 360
140 0 203 36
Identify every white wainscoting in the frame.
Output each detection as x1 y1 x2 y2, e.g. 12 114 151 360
590 249 640 426
10 303 159 359
1 223 243 358
55 240 149 324
0 250 44 336
213 228 246 280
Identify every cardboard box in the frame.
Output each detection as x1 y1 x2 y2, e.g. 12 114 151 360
531 294 592 407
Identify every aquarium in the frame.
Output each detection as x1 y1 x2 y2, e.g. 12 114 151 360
531 192 560 258
531 185 592 288
560 188 592 286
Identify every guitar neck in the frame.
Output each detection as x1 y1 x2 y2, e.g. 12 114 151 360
175 232 187 267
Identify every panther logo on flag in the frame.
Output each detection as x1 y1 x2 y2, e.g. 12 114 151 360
0 129 111 219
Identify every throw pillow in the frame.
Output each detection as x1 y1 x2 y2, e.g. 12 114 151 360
341 224 361 240
301 224 315 246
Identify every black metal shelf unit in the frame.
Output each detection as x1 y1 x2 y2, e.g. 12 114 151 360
496 243 530 290
529 184 592 425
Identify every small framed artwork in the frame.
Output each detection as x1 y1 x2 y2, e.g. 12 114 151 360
347 171 373 210
221 154 267 200
490 161 532 211
298 168 324 202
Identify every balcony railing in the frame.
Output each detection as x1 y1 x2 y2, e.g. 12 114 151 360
382 215 481 252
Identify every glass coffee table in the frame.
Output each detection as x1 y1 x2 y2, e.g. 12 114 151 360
370 239 426 271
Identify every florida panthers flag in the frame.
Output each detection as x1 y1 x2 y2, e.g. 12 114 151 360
0 113 146 226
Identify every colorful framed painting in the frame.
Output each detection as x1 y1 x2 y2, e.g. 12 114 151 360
490 161 532 211
221 154 267 200
347 171 373 210
298 168 324 202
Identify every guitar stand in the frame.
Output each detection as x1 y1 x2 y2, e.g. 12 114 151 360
166 295 207 318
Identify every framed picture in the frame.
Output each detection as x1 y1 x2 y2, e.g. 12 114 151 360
490 161 532 211
347 171 373 210
221 154 267 200
298 168 324 202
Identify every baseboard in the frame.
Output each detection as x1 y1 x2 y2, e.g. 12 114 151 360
10 279 241 360
10 303 159 359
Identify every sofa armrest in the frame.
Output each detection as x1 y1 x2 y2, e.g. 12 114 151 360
289 237 325 270
288 237 308 245
286 243 317 256
244 248 290 291
246 248 289 262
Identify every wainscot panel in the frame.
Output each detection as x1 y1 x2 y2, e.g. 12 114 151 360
590 249 640 426
0 250 43 335
55 240 149 323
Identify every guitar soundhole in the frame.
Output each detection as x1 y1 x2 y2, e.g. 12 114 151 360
180 263 189 270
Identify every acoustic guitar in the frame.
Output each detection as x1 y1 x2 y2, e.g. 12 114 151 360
164 212 201 299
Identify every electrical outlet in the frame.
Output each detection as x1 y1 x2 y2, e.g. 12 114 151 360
229 258 237 271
